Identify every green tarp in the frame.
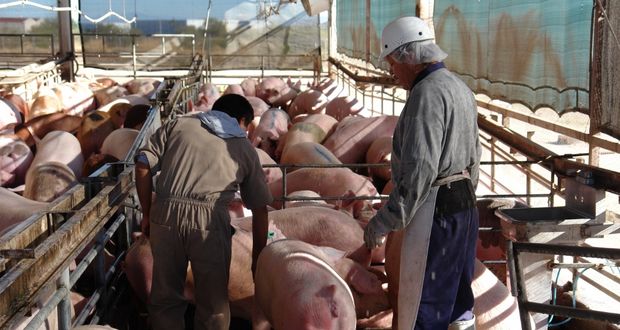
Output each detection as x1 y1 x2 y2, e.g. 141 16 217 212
336 0 592 113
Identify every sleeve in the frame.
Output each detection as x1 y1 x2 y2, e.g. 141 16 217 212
374 88 445 231
135 120 172 174
239 143 274 209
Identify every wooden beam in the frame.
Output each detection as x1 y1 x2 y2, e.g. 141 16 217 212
328 57 398 86
478 100 620 154
0 168 134 328
478 114 620 195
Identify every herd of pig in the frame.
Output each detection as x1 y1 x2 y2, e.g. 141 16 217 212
1 75 523 329
1 77 156 234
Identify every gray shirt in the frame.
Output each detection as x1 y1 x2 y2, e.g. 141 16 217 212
375 68 481 231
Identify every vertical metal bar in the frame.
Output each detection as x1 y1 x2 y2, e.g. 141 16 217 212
281 165 287 209
526 163 532 206
58 0 73 81
506 240 518 297
380 85 384 116
511 243 533 330
365 0 370 63
132 35 137 79
491 137 496 191
20 35 24 54
548 167 555 207
57 268 71 330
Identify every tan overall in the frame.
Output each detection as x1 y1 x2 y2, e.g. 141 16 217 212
140 116 272 330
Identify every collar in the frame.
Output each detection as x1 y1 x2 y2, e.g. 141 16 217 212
412 62 445 89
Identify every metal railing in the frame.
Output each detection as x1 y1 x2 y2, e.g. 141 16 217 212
508 241 620 329
75 33 197 74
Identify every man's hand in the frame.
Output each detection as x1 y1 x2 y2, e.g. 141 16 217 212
363 217 389 250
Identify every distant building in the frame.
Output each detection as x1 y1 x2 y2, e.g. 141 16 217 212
0 17 42 33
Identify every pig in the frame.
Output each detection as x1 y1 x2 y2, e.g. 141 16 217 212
194 83 220 111
256 77 297 108
227 227 279 319
52 83 97 116
232 206 365 253
310 78 343 99
98 101 133 128
245 96 271 139
275 122 323 160
323 115 399 164
24 131 83 202
0 187 48 235
123 235 195 304
253 239 358 330
1 97 22 132
251 108 290 159
77 110 123 159
240 77 258 97
2 94 29 122
283 190 331 208
297 113 338 138
82 153 119 177
123 226 285 319
120 94 150 106
29 94 62 119
325 95 364 120
365 136 392 182
234 200 380 261
12 291 85 330
124 78 160 98
0 135 33 188
13 112 82 147
92 85 128 107
287 89 329 119
286 77 302 93
223 84 244 96
100 128 140 161
254 147 283 185
268 167 377 210
279 141 342 171
94 77 118 88
472 259 524 329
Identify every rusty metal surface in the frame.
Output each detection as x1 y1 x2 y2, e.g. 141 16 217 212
593 0 620 140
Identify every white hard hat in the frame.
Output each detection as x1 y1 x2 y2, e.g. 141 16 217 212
379 16 434 60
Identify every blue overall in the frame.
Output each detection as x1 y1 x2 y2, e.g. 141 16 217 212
415 179 479 330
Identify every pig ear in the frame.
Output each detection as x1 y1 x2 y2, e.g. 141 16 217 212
345 245 372 267
337 190 357 210
346 266 383 295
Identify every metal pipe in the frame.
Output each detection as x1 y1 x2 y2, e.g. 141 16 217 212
70 214 126 287
57 269 71 330
24 286 70 330
523 301 620 324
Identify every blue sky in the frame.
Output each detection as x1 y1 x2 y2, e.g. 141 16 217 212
0 0 254 20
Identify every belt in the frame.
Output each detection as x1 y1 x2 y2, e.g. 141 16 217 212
156 191 233 207
432 170 470 187
434 175 476 217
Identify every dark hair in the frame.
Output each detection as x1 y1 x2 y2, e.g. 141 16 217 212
211 94 253 126
124 104 151 129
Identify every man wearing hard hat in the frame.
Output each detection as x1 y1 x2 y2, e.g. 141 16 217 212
363 16 481 330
